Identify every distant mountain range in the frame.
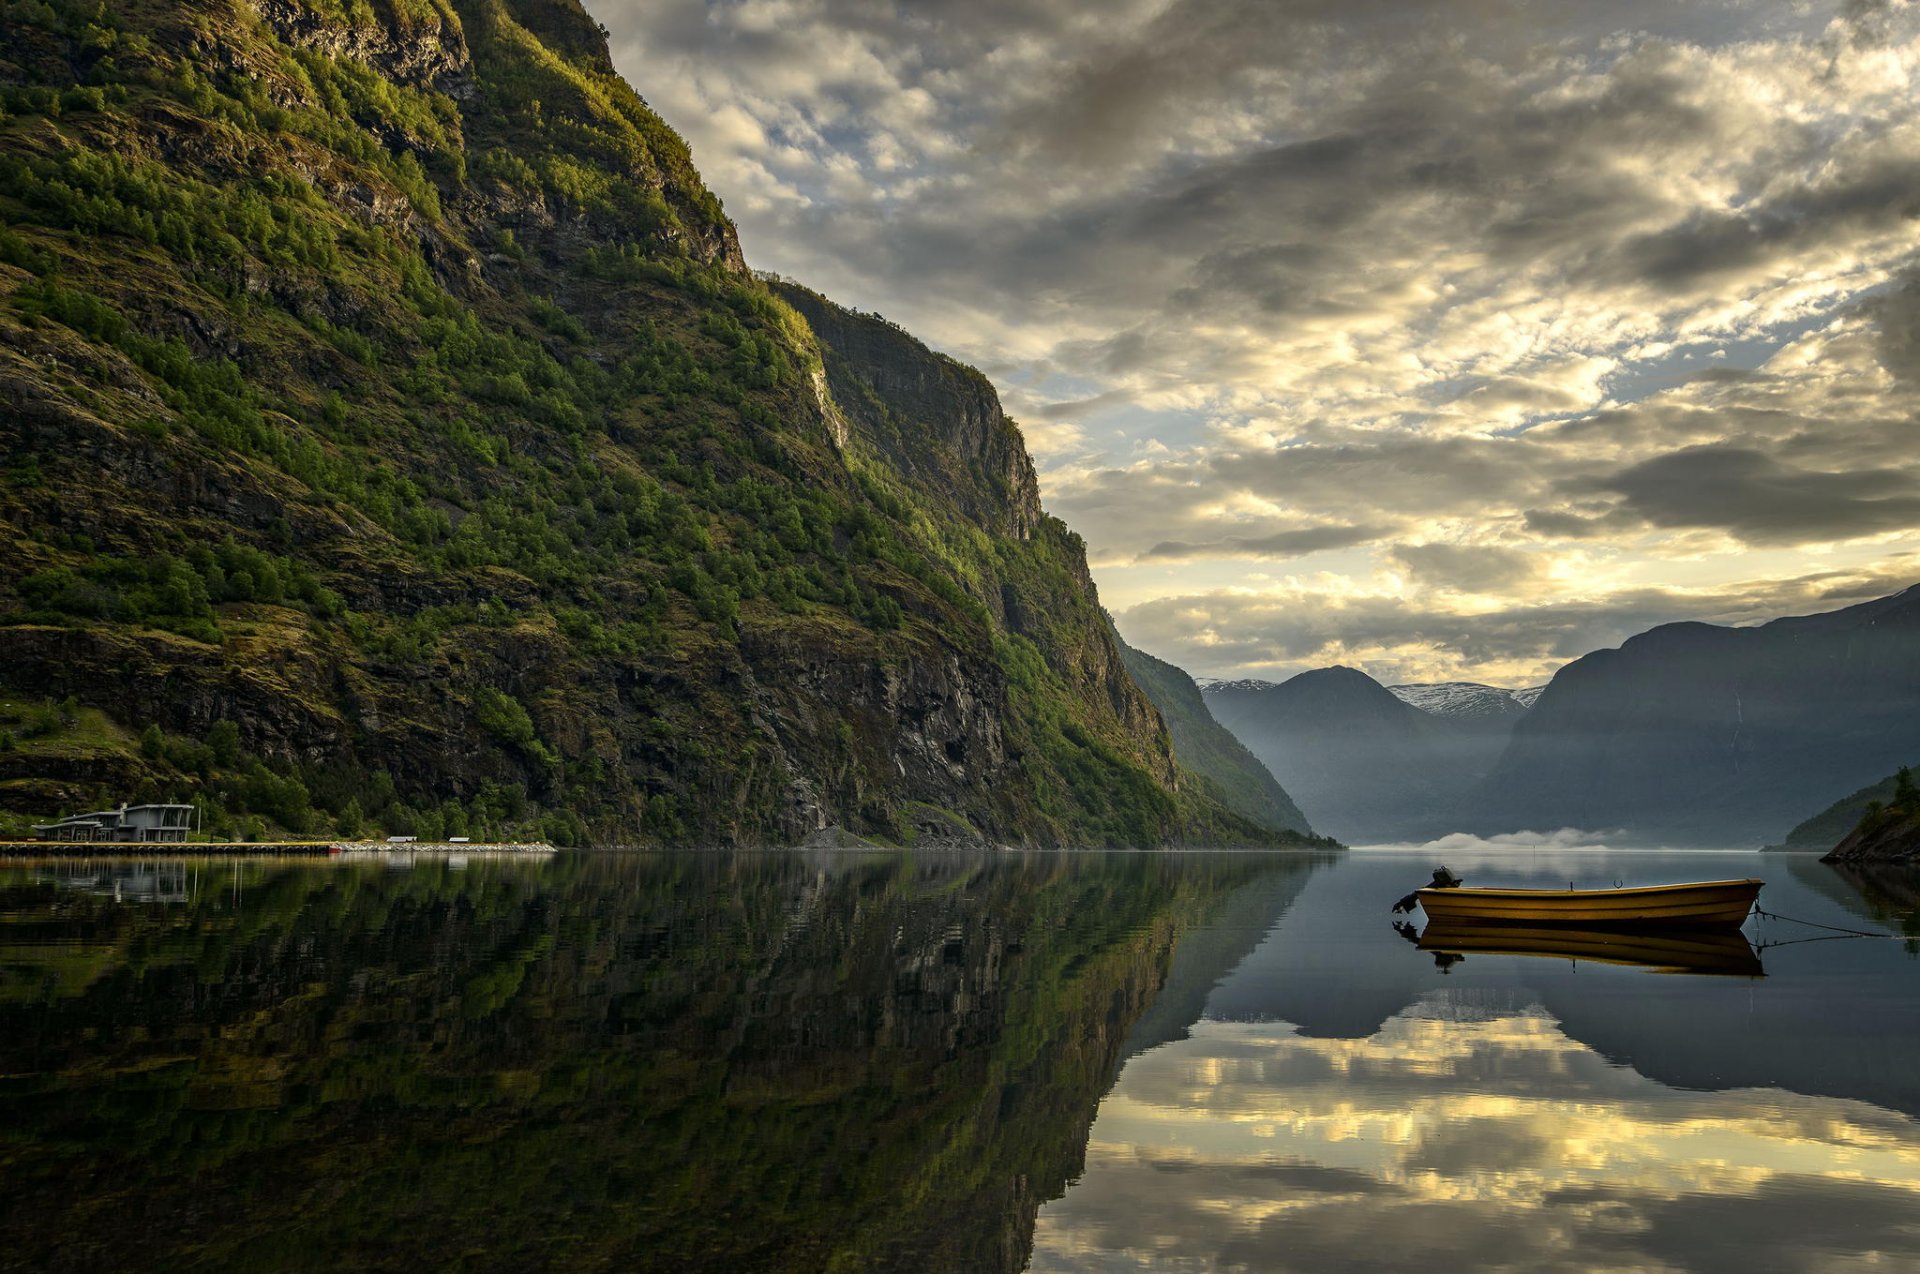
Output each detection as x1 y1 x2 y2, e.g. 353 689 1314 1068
1116 641 1315 838
1201 667 1523 843
1469 585 1920 845
1194 585 1920 846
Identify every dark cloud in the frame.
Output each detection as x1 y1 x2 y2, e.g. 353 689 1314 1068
1142 522 1390 561
1584 445 1920 544
1387 542 1543 591
1588 156 1920 293
1034 388 1132 420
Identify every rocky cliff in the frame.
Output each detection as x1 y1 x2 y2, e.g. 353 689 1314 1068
0 0 1274 846
1823 809 1920 864
1821 767 1920 864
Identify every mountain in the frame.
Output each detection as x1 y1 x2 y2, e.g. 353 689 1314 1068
1112 637 1315 837
1386 682 1535 721
1773 765 1919 850
1202 666 1512 843
0 0 1273 847
1467 586 1920 845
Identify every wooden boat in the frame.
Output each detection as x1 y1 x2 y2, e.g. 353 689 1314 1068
1414 878 1762 928
1414 921 1764 978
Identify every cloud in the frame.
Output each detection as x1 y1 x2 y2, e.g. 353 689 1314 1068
1583 444 1920 544
1386 543 1545 592
1111 560 1920 684
1142 522 1390 562
594 0 1920 681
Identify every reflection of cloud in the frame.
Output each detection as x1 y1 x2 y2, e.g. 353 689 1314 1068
1030 1002 1920 1272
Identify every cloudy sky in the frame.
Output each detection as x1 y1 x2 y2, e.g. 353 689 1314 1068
590 0 1920 685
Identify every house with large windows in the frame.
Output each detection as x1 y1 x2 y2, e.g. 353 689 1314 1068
33 803 195 843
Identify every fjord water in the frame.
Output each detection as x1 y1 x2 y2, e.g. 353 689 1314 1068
0 851 1915 1272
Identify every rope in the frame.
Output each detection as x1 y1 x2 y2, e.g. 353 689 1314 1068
1751 906 1903 941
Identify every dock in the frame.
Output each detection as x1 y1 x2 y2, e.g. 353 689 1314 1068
0 840 559 859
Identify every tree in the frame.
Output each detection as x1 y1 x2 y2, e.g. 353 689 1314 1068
208 719 241 767
1896 766 1918 811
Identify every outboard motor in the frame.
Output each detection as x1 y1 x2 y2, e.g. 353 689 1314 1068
1390 866 1463 915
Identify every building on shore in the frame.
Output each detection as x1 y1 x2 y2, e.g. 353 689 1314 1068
32 803 196 843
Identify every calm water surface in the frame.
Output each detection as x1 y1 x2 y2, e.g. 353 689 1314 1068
0 848 1916 1272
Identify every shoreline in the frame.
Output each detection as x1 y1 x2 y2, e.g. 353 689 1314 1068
0 840 558 859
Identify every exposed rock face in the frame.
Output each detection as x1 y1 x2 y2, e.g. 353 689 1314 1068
249 0 473 93
774 283 1043 542
1467 586 1920 845
1823 810 1920 863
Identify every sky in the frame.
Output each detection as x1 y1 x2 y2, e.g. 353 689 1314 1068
588 0 1920 686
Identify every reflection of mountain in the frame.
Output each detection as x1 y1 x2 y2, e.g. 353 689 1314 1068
1206 852 1920 1119
1115 862 1329 1064
1031 1004 1920 1273
0 851 1324 1273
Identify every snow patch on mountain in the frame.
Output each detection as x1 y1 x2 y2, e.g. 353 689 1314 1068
1387 682 1535 718
1194 677 1278 694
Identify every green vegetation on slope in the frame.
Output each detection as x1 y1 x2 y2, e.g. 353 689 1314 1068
1112 634 1317 837
1776 763 1920 850
0 0 1278 845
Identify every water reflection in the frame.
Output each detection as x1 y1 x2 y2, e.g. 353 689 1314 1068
1031 1003 1920 1273
1403 921 1766 978
0 849 1328 1273
1031 851 1920 1273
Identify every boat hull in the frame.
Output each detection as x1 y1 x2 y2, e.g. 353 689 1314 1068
1416 921 1764 977
1414 879 1762 928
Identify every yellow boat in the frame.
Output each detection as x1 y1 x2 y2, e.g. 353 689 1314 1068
1414 921 1765 977
1414 878 1762 928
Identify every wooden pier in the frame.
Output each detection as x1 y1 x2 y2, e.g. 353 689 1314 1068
0 840 558 859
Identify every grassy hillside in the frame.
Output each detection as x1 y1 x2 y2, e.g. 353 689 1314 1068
0 0 1275 846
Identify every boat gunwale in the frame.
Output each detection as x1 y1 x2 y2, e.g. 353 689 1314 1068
1415 878 1762 901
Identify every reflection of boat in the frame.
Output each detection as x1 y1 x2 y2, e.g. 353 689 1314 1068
1414 921 1765 978
1415 879 1762 927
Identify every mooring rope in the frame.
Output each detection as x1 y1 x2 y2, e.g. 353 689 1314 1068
1750 906 1904 942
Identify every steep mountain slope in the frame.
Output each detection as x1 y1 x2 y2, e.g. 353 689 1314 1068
1112 636 1315 837
1468 586 1920 845
1202 666 1501 843
0 0 1271 846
